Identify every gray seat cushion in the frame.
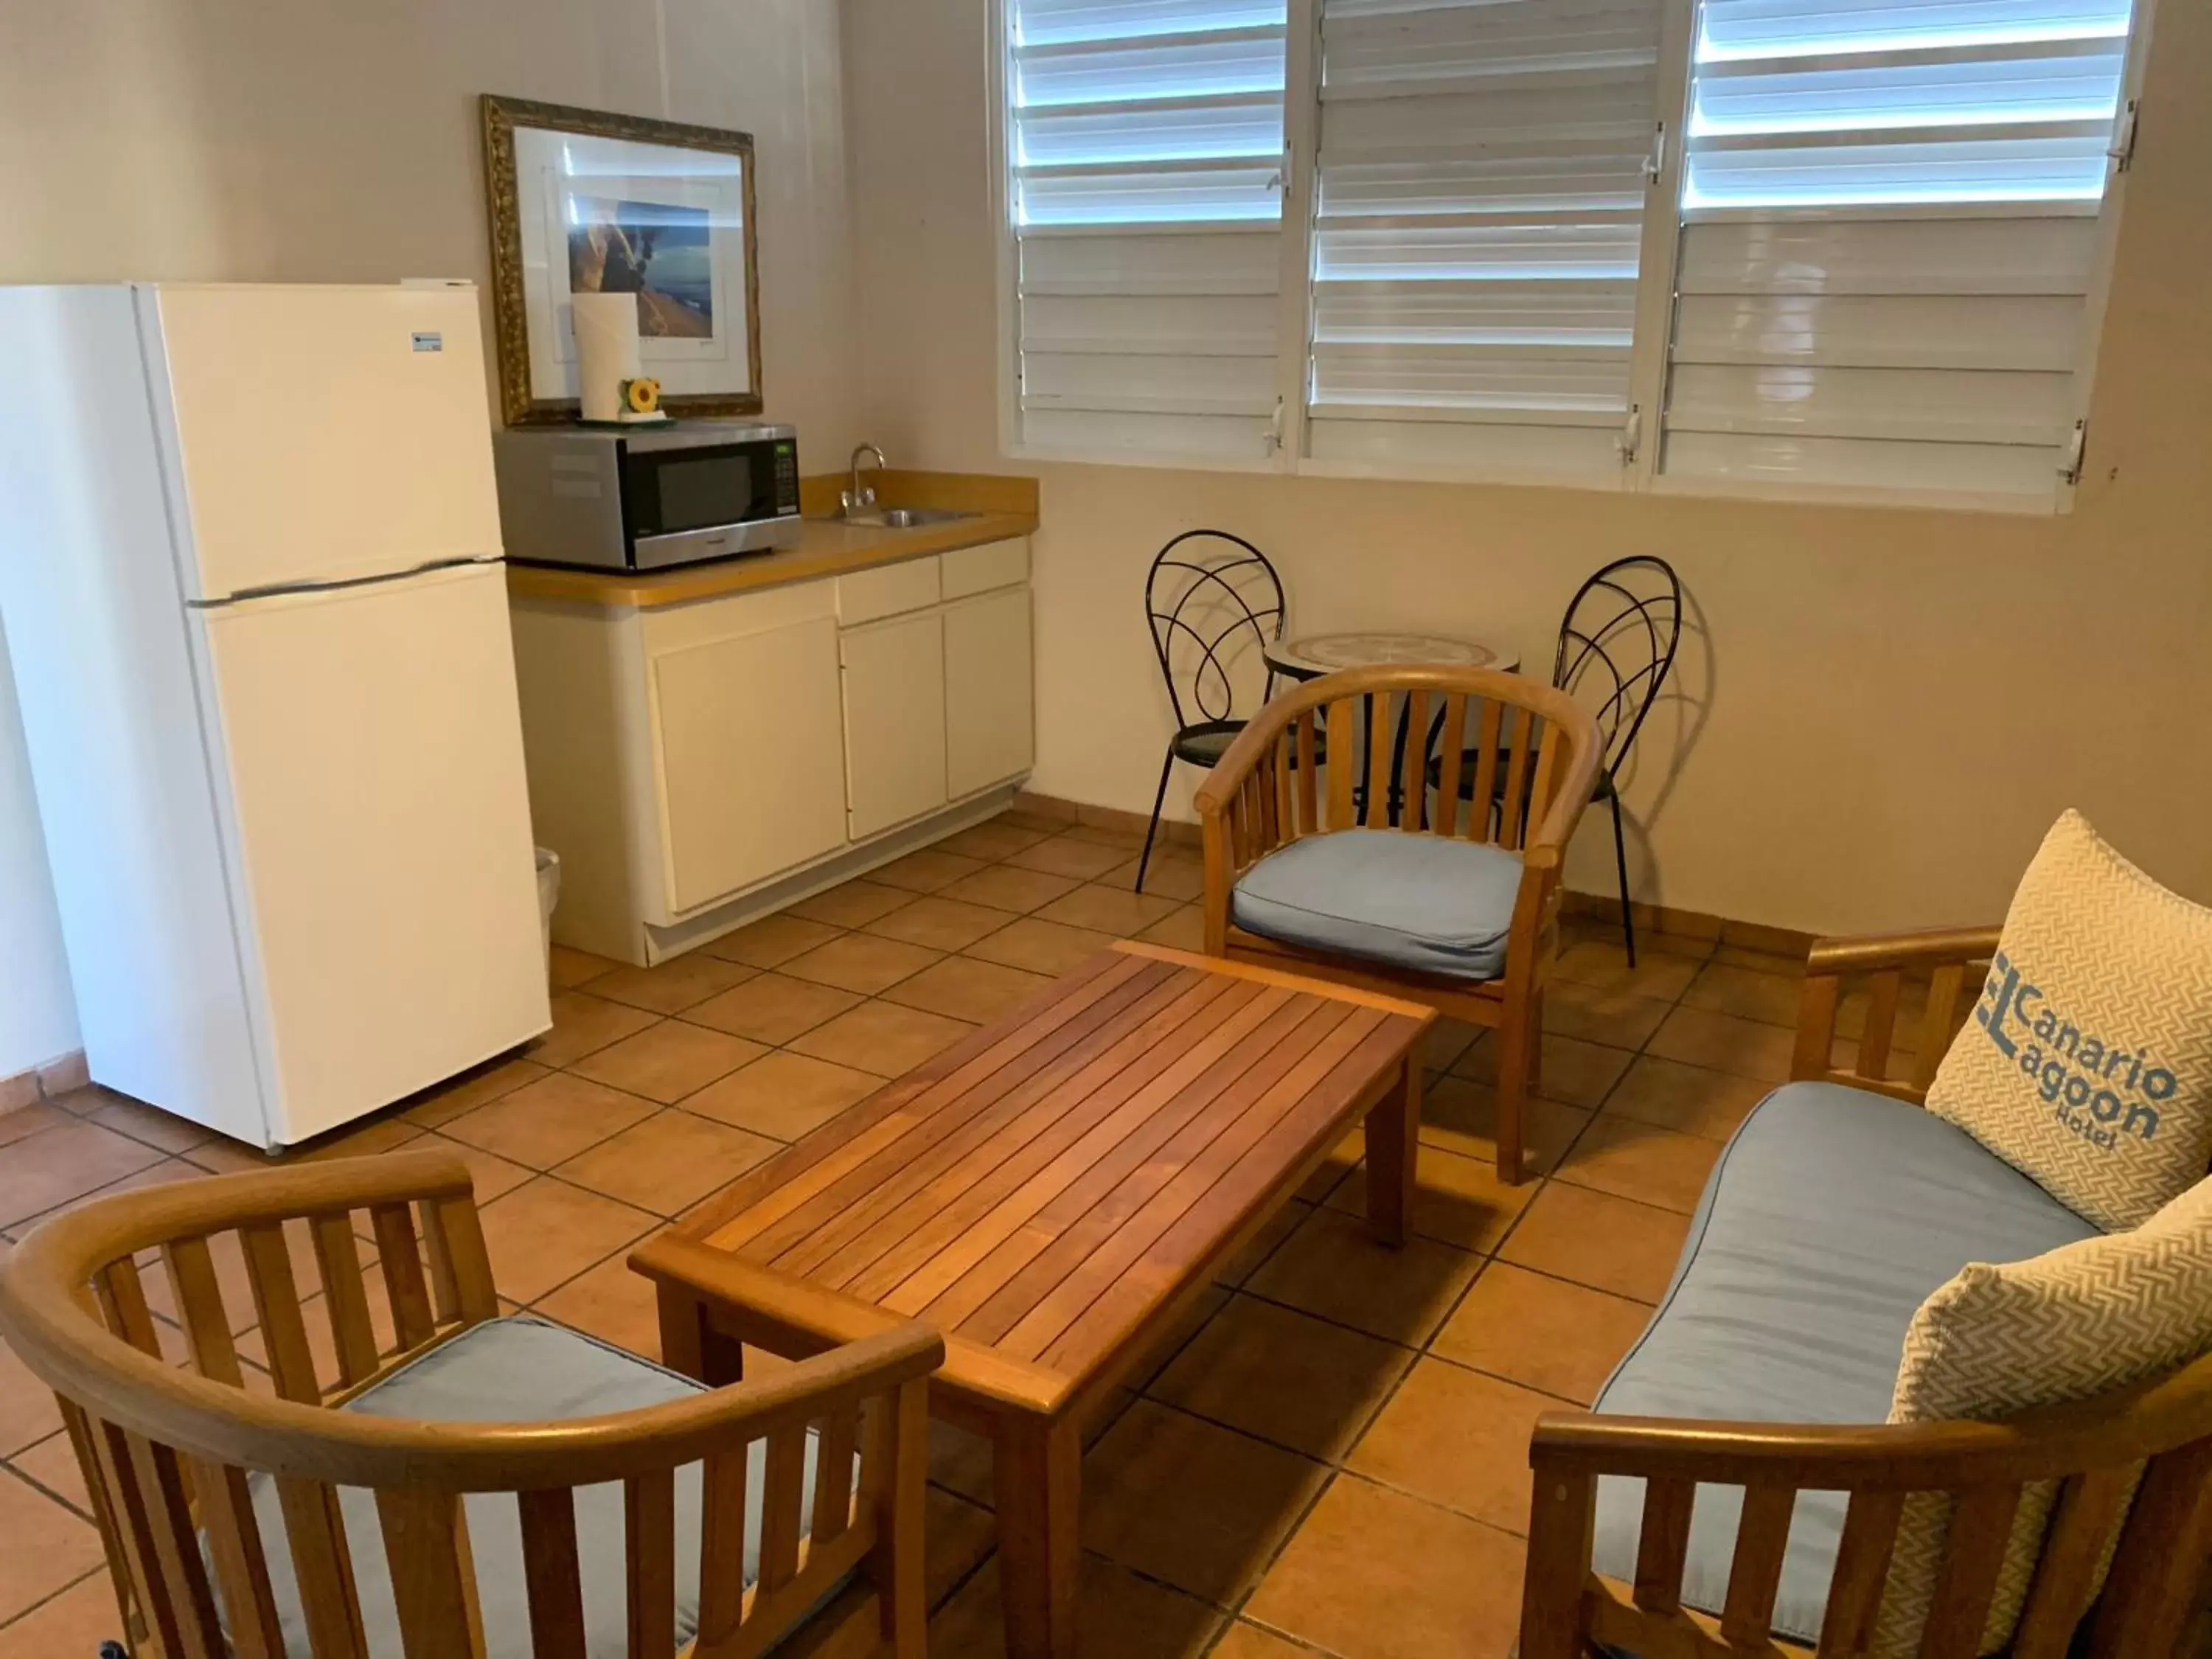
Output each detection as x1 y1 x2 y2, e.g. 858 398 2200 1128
232 1315 840 1658
1590 1082 2098 1645
1229 827 1523 981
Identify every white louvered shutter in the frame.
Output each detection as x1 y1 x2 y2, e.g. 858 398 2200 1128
1305 0 1666 481
1008 0 1290 462
1659 0 2138 502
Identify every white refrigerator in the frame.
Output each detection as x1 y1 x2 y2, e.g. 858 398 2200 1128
0 282 551 1148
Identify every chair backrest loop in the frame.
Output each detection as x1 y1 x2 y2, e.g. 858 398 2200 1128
1144 530 1287 731
1551 555 1683 781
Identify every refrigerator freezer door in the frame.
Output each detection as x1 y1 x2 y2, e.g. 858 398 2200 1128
196 561 549 1144
148 284 505 600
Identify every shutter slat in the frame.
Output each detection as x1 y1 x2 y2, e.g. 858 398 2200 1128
1659 0 2130 501
1308 0 1660 478
1659 429 2066 495
1660 233 2089 490
1012 0 1285 456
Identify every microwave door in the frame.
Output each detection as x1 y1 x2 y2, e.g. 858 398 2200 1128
625 439 802 569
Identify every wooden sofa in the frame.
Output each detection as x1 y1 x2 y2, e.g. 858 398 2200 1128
1517 925 2212 1659
0 1150 944 1659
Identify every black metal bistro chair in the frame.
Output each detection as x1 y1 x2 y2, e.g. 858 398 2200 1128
1138 530 1287 892
1433 556 1683 964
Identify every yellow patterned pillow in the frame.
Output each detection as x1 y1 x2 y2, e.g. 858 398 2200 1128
1924 810 2212 1232
1871 1174 2212 1658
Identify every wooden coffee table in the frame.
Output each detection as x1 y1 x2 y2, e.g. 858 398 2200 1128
631 942 1432 1659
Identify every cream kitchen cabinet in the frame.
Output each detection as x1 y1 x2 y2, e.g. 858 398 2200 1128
841 611 949 839
508 535 1034 965
945 585 1034 799
836 539 1034 827
648 599 848 913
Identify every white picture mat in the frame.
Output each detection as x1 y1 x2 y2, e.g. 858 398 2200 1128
514 126 753 403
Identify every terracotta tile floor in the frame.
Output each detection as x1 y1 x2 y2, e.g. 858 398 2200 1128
0 808 1819 1655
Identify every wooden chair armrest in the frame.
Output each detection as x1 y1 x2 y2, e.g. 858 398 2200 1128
1528 1357 2208 1490
631 1235 1057 1416
0 1194 947 1493
1804 925 2003 978
7 1150 482 1267
1791 925 2000 1101
1523 1369 2212 1659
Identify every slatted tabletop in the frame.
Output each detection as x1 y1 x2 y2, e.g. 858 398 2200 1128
663 942 1431 1406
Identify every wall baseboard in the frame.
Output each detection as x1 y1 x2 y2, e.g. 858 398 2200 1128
1559 890 1813 959
1013 789 1202 850
0 1048 88 1114
1013 790 1815 959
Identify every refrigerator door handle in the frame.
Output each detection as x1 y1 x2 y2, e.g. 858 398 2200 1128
188 552 501 609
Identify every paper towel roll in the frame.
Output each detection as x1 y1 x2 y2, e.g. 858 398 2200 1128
573 291 643 422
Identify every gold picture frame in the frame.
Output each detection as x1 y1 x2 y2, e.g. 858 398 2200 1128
481 94 764 426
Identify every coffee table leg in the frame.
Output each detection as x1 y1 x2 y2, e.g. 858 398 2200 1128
1364 1054 1420 1248
995 1413 1080 1659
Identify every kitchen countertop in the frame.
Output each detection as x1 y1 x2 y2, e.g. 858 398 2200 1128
504 469 1039 611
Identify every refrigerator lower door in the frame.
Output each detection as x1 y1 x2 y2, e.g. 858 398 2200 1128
195 560 550 1144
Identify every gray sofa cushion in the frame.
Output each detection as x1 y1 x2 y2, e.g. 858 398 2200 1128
1589 1082 2098 1644
232 1315 838 1658
1230 827 1523 981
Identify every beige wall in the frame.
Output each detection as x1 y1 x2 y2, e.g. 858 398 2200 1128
841 0 2212 937
0 0 862 1076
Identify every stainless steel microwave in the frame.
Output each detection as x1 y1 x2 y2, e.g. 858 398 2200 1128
493 421 802 571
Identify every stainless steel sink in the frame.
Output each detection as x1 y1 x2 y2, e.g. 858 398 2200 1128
841 507 980 529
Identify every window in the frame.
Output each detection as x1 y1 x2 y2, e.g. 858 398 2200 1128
1003 0 1292 462
1305 0 1666 481
1657 0 2141 501
994 0 2151 508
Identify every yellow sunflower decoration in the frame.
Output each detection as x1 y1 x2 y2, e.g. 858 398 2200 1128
622 376 662 416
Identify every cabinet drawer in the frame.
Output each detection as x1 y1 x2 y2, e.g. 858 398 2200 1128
837 555 940 625
941 538 1029 600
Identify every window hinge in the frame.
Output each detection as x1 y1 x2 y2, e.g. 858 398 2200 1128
1265 397 1286 456
2059 418 2089 485
1645 124 1668 188
1268 148 1292 195
2110 99 2141 173
1618 405 1644 465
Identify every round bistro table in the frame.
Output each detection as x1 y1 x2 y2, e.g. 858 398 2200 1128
1259 631 1523 824
1262 629 1520 682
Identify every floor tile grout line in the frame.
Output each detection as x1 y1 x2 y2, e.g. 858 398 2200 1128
1 822 1775 1654
1216 1463 1538 1649
1213 1615 1349 1658
1397 943 1687 1391
0 1562 106 1636
1316 1458 1546 1547
0 1445 98 1526
1402 1343 1609 1412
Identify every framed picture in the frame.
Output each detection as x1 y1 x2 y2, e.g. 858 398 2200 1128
481 94 763 425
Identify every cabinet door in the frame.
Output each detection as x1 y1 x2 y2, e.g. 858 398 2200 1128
945 586 1035 799
842 612 949 841
651 614 847 913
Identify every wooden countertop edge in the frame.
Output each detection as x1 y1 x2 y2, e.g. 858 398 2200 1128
505 468 1040 611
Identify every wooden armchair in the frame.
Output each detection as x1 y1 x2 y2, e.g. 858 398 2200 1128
1194 666 1603 1183
0 1150 944 1659
1518 925 2212 1659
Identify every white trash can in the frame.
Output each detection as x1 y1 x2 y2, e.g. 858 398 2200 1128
535 847 561 976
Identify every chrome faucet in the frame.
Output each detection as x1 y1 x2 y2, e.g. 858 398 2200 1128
844 443 887 517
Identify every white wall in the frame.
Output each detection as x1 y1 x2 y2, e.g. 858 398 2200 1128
0 623 78 1077
840 0 2212 936
0 0 863 1077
